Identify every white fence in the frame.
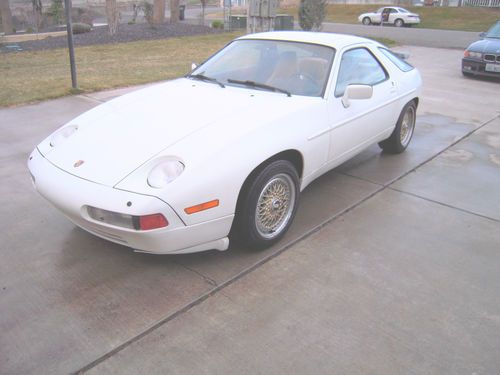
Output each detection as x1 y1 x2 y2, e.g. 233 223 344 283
463 0 500 5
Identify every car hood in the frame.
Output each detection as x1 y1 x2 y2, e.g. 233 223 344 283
468 38 500 53
42 79 271 187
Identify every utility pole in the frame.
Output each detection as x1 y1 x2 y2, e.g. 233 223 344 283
64 0 78 89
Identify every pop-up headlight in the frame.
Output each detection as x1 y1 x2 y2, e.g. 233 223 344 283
147 159 185 188
50 124 79 147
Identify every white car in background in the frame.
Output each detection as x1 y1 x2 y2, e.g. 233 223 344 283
359 7 421 27
28 32 422 255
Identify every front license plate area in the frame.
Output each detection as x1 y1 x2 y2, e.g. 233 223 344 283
485 63 500 73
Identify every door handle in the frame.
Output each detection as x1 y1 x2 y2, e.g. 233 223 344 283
390 81 397 94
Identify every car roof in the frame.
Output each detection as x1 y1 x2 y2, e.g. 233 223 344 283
238 31 381 50
380 6 406 11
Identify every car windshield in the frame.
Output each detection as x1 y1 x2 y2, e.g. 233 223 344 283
189 39 335 97
486 22 500 39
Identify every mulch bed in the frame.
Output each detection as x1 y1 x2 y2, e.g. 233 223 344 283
1 22 222 53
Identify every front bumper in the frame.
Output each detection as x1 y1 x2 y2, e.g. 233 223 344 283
28 148 232 254
462 58 500 78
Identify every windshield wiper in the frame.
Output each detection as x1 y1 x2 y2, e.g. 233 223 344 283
186 73 225 88
227 79 291 97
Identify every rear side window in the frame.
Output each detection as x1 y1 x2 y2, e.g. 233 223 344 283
335 48 388 97
378 48 414 72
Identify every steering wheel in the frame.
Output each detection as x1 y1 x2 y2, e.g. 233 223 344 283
290 73 321 96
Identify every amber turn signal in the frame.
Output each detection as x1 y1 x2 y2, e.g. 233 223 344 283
184 199 219 214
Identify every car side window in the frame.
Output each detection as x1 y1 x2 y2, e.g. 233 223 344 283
378 48 414 72
334 48 388 97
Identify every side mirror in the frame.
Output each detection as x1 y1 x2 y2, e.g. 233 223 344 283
191 62 198 71
479 32 486 39
342 84 373 108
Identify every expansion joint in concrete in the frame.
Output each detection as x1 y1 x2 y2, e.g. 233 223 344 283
176 263 218 287
387 187 500 224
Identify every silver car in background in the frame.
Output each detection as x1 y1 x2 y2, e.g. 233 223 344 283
358 7 421 27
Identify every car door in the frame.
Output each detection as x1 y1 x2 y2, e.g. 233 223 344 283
326 47 400 165
381 8 391 23
373 9 383 23
387 8 398 24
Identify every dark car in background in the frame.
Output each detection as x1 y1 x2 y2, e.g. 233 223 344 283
462 21 500 78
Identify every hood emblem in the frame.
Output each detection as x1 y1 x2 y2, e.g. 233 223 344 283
74 160 85 168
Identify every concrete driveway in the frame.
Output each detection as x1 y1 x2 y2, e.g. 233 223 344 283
1 45 499 374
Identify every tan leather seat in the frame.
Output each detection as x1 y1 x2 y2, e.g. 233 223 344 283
267 51 299 87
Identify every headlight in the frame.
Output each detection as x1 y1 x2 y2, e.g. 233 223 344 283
464 50 482 59
50 124 78 147
147 159 185 188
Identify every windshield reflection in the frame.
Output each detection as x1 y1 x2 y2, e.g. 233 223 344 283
486 22 500 39
190 39 336 97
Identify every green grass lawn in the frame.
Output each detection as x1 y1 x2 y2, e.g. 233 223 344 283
0 32 239 107
280 4 500 32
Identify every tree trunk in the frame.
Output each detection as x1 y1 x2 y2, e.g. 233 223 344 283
170 0 179 24
201 2 205 26
32 0 43 32
0 0 14 34
105 0 119 35
153 0 165 24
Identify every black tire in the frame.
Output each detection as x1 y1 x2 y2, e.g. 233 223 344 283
462 71 473 77
379 101 417 154
395 18 404 27
362 17 371 25
232 160 300 249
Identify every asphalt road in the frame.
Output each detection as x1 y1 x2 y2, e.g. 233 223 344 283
321 22 480 49
1 44 499 373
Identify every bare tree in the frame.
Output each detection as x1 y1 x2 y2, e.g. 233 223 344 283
0 0 14 34
105 0 119 35
153 0 165 24
200 0 207 25
32 0 43 31
170 0 179 24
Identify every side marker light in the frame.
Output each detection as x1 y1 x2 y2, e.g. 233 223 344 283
184 199 219 215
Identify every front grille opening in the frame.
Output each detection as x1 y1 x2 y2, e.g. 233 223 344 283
484 54 497 62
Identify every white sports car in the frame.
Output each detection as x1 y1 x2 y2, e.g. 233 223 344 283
358 7 421 27
28 32 422 254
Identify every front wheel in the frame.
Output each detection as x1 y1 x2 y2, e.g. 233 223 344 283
362 17 371 25
233 160 299 249
379 101 417 154
394 19 404 27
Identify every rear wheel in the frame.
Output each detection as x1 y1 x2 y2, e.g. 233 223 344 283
362 17 371 25
395 18 404 27
233 160 299 249
379 101 417 154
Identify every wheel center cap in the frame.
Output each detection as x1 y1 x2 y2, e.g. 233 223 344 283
272 199 282 210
